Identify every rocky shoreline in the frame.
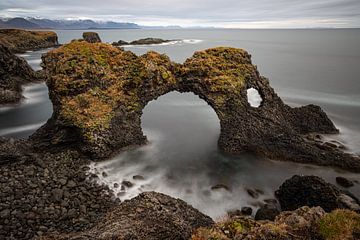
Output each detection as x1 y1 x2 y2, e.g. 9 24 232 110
0 29 59 105
1 137 359 239
0 43 43 105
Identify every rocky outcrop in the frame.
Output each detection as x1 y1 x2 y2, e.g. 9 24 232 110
130 37 171 45
40 192 214 240
0 43 40 104
82 32 101 43
31 41 360 172
275 175 360 213
112 39 129 46
0 29 59 53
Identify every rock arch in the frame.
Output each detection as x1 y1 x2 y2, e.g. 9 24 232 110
32 41 360 172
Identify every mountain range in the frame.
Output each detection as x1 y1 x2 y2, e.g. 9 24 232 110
0 17 142 29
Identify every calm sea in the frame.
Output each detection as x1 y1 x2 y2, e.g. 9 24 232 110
1 29 360 218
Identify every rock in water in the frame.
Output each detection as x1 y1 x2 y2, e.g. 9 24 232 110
82 32 101 43
32 41 360 172
40 192 214 240
275 175 360 213
0 43 39 104
0 29 58 53
130 38 171 45
112 40 129 46
336 176 354 188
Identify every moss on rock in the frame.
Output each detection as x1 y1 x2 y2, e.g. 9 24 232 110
0 29 58 53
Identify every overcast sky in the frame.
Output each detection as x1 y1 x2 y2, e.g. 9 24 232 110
1 0 360 28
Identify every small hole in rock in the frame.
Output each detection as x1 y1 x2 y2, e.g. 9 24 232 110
247 88 262 108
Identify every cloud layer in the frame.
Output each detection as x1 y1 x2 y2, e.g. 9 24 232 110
1 0 360 28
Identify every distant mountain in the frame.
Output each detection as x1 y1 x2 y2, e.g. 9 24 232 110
0 17 141 29
0 17 42 29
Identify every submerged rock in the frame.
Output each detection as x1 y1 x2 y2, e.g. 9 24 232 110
0 29 59 53
0 43 40 104
82 32 101 43
31 41 360 172
275 175 360 213
336 176 354 188
41 192 214 240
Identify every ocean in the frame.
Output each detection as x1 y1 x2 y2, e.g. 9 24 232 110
1 29 360 218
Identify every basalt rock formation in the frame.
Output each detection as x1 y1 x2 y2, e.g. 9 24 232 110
82 32 102 43
0 29 59 53
40 191 214 240
32 41 360 171
0 43 40 104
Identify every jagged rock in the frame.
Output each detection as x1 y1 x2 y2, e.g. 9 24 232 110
0 29 59 53
275 175 360 212
0 43 40 104
31 41 360 172
82 32 101 43
130 37 171 45
40 192 214 240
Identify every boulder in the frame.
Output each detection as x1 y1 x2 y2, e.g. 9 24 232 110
31 41 360 172
0 29 59 53
82 32 101 43
40 192 214 240
255 203 280 221
275 175 360 212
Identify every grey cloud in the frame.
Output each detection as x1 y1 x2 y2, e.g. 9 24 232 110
0 0 359 27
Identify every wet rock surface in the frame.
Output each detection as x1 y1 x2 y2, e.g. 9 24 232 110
29 41 360 172
0 43 41 104
40 192 214 240
82 32 101 43
276 175 360 213
0 139 116 240
0 29 59 53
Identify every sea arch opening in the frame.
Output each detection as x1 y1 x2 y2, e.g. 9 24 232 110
140 91 221 161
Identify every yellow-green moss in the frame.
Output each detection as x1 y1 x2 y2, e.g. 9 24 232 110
182 47 255 107
319 209 360 240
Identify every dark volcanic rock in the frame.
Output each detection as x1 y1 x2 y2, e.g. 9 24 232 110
0 142 116 240
255 203 280 221
31 41 360 172
112 40 129 46
275 175 360 213
336 176 354 188
0 29 59 53
130 37 171 45
0 44 40 104
41 192 214 240
82 32 101 43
